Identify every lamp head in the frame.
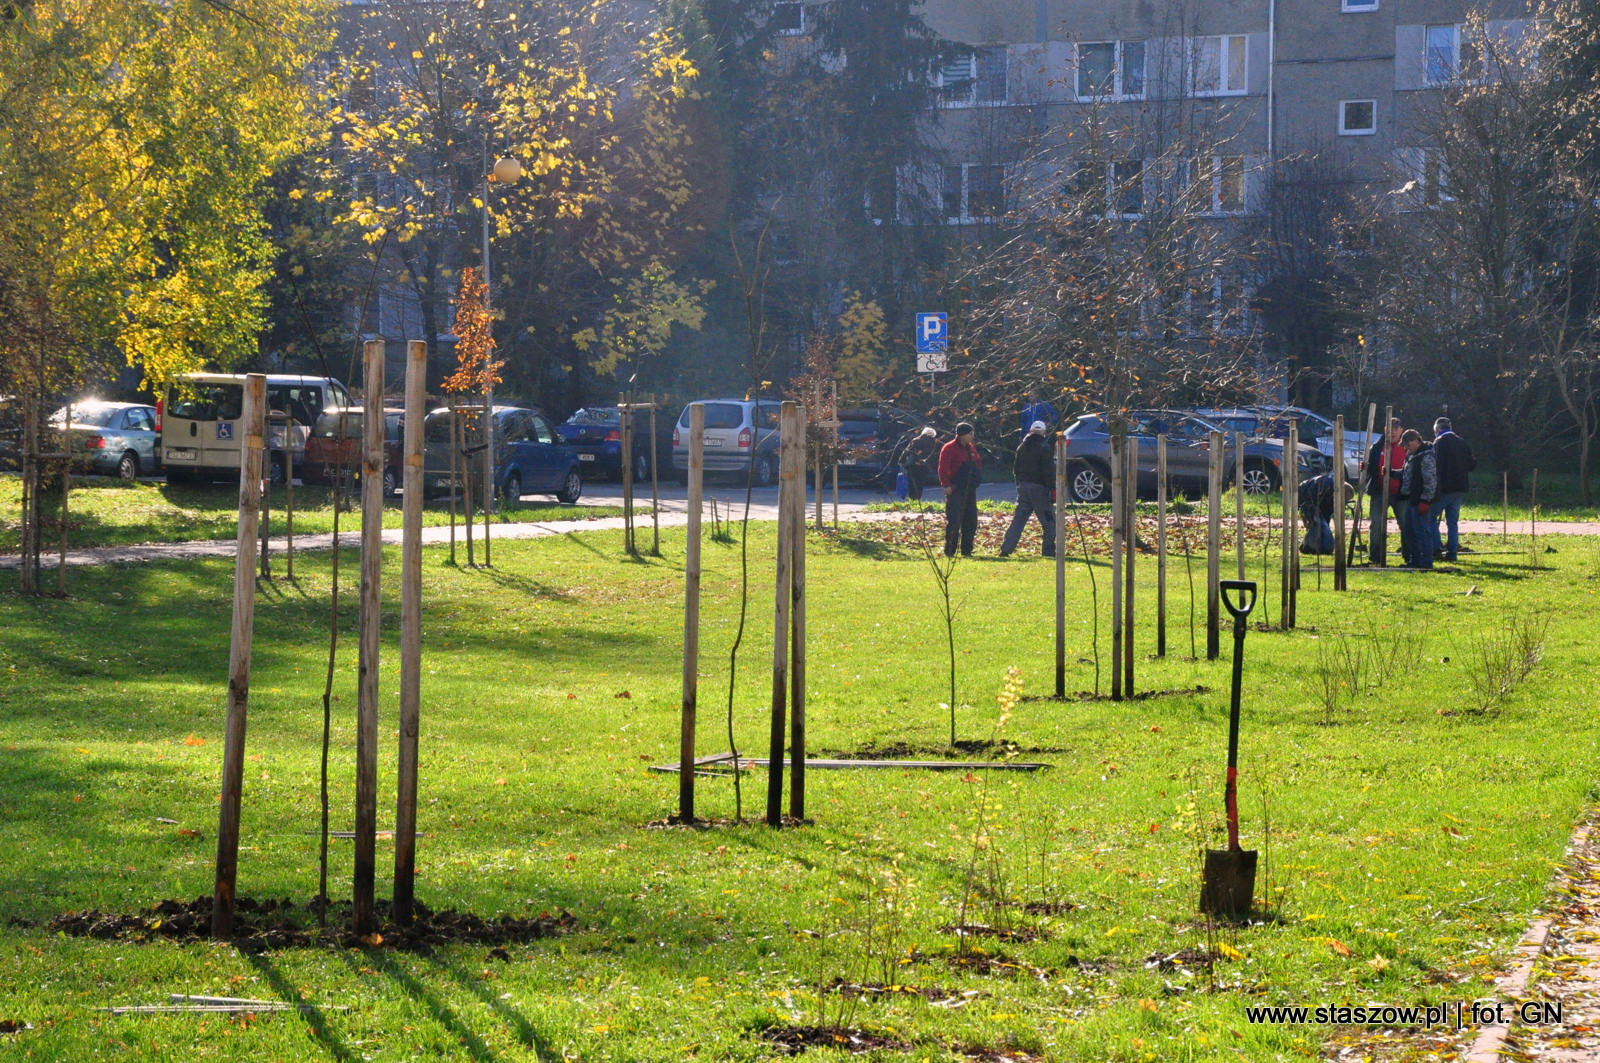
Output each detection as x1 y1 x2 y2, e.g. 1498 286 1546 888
491 156 522 184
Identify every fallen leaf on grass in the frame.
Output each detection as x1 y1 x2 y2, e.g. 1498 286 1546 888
1328 938 1352 957
178 828 201 839
614 691 631 699
1217 942 1243 961
183 735 206 746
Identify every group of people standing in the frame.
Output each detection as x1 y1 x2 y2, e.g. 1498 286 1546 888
1362 416 1476 570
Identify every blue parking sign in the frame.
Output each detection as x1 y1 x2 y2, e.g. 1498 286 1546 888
915 312 948 353
216 422 234 441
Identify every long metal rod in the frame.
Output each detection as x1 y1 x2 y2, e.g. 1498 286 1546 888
679 404 704 823
1110 431 1124 701
393 340 426 924
212 374 265 939
1055 437 1068 696
1123 435 1135 698
766 402 796 826
789 402 807 822
1333 414 1347 590
352 339 385 936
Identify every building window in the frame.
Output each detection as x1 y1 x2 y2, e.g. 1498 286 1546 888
1426 24 1482 84
1114 158 1144 216
938 47 1007 106
773 2 805 35
1342 0 1378 11
943 164 1006 222
1192 35 1247 96
1077 40 1146 100
1339 99 1377 135
1194 156 1246 213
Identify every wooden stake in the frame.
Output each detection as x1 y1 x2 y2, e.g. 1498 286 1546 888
1054 436 1067 698
766 401 798 827
1206 431 1222 660
1348 402 1376 565
1333 415 1347 590
1110 430 1124 701
448 405 458 565
482 396 492 568
352 339 385 937
1156 434 1168 658
393 341 426 924
650 400 661 557
1502 471 1508 543
1377 405 1393 566
57 402 69 597
1288 420 1300 627
285 419 295 581
259 417 271 581
212 373 266 940
620 391 634 555
678 404 704 823
1531 468 1539 563
1234 432 1245 579
1123 435 1135 698
789 402 808 823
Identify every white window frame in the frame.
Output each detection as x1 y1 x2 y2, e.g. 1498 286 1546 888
943 163 1006 224
773 2 806 36
1193 155 1247 214
936 46 1008 107
1425 23 1483 85
1339 98 1378 136
1190 35 1248 97
1342 0 1378 12
1075 40 1147 102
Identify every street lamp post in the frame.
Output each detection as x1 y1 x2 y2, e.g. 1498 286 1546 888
480 153 521 531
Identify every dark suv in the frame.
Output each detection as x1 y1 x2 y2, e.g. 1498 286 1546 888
1060 411 1328 502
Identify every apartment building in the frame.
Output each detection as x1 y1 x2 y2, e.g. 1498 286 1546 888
900 0 1536 223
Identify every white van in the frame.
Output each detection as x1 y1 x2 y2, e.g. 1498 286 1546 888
161 373 350 484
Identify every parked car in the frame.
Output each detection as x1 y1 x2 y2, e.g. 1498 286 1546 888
670 399 783 486
0 395 19 471
161 373 350 485
49 401 160 480
558 406 678 483
422 405 584 504
1191 406 1371 480
835 405 930 490
1061 410 1328 502
302 407 404 495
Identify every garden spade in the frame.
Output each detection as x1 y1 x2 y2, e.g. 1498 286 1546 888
1201 579 1258 917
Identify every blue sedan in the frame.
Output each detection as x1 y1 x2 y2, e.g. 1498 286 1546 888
52 401 160 480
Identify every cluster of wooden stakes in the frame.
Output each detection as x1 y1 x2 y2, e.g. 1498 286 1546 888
207 378 1409 935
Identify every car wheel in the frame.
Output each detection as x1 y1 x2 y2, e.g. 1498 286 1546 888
117 452 139 481
633 450 652 483
753 454 777 488
556 468 583 504
503 471 522 506
268 454 287 487
382 467 398 498
1070 463 1109 503
1240 464 1278 496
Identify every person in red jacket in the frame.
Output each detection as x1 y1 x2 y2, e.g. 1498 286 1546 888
938 422 983 557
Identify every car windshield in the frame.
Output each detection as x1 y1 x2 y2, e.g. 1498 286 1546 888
169 384 243 422
1064 416 1101 436
566 408 620 426
678 403 745 430
52 405 120 427
313 411 364 439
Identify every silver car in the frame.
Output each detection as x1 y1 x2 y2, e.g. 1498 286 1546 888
669 399 783 486
51 401 159 480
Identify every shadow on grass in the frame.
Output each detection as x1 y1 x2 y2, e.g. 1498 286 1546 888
357 948 501 1063
245 949 357 1062
429 953 559 1060
829 537 913 561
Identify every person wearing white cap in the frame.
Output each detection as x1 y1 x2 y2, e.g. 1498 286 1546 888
1000 421 1056 558
901 425 940 500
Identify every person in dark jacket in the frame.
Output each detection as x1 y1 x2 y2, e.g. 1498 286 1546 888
1430 417 1476 561
901 427 940 500
1001 421 1056 557
1363 418 1406 565
938 422 983 557
1297 471 1351 555
1398 429 1439 569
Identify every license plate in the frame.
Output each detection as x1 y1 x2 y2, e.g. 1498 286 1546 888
578 453 596 461
840 459 858 466
166 447 197 461
704 439 723 447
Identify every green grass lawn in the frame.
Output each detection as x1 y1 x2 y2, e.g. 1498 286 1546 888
0 475 634 552
0 519 1596 1061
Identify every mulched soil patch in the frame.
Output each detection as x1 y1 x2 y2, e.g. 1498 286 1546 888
1026 685 1211 703
941 950 1052 979
956 1045 1043 1063
0 1021 27 1035
45 896 575 953
819 740 1067 759
760 1025 912 1055
1019 900 1079 916
824 979 968 1002
642 814 809 829
1144 948 1219 972
941 923 1049 943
